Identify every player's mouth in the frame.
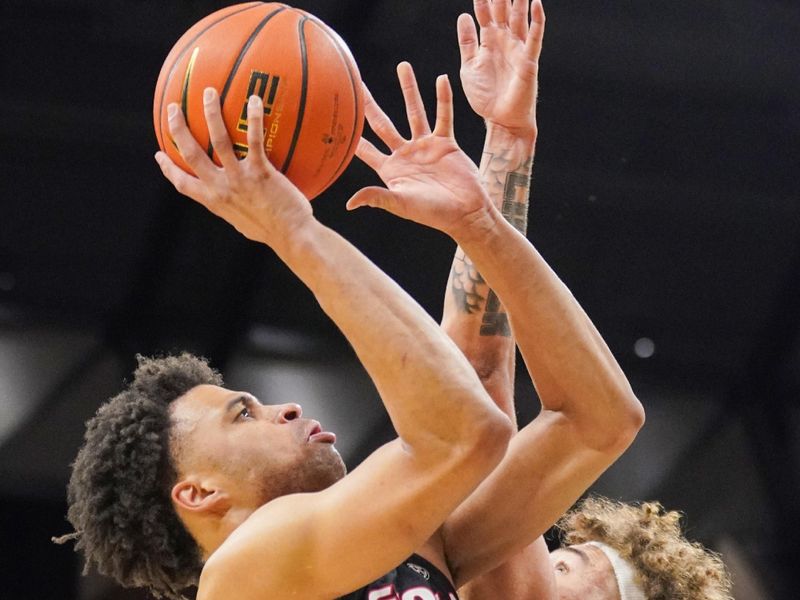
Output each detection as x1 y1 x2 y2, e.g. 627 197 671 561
307 421 336 444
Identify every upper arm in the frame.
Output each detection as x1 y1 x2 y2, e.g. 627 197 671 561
443 408 638 587
459 537 557 600
200 432 507 599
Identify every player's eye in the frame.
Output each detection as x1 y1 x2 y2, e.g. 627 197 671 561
554 561 568 574
238 405 253 420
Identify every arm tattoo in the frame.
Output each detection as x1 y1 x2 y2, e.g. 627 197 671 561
451 251 486 314
503 170 531 234
447 148 532 337
480 289 511 337
481 152 532 236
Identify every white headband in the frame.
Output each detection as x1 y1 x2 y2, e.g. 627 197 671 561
585 542 646 600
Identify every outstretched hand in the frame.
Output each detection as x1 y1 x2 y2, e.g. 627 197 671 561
155 88 312 248
348 63 493 239
458 0 545 138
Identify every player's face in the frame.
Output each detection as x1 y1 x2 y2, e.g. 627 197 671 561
171 384 346 507
550 544 620 600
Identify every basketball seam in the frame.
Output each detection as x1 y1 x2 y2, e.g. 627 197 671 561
280 16 310 174
208 4 289 158
305 17 362 194
156 2 264 151
180 47 201 129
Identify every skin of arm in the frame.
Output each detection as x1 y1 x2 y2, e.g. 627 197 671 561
442 4 553 595
441 124 533 420
349 0 644 590
444 0 542 405
453 122 563 600
447 1 645 589
155 86 513 598
442 2 543 596
445 92 556 600
443 205 643 585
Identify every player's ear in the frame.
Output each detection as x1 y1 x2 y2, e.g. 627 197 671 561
172 478 230 515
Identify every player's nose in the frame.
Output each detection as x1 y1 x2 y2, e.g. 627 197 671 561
276 403 302 423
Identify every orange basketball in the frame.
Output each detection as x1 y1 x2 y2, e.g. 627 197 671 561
153 2 364 200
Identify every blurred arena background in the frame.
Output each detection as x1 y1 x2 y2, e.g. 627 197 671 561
1 0 798 598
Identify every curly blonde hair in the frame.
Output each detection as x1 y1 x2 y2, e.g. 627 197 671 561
557 496 733 600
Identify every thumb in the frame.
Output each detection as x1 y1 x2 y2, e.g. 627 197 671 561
346 186 403 213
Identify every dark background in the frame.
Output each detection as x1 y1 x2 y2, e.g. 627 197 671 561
1 1 798 598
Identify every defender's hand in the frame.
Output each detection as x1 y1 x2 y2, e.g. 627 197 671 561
348 63 494 240
155 88 313 248
458 0 545 139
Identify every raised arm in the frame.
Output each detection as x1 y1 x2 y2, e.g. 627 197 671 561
349 1 644 588
447 2 643 588
441 0 547 595
442 0 541 426
156 87 512 598
444 189 644 586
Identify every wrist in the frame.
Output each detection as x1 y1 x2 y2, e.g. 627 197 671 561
449 198 504 250
485 121 538 150
265 211 319 261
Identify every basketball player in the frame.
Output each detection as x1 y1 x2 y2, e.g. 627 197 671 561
60 76 514 599
405 1 730 598
60 5 644 600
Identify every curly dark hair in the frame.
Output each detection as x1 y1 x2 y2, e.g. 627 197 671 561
558 496 733 600
54 353 223 599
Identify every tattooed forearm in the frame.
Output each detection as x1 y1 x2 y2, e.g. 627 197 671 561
447 135 533 337
480 289 511 337
450 250 513 337
481 151 532 235
455 147 532 336
502 169 531 234
451 250 487 314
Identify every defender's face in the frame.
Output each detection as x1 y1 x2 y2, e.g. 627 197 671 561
170 384 346 507
550 544 621 600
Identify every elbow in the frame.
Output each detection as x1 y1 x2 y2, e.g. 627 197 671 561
621 387 646 435
607 390 645 453
489 406 516 451
466 401 515 471
575 388 645 455
629 393 646 431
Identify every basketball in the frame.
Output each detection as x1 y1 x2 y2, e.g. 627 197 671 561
153 2 364 200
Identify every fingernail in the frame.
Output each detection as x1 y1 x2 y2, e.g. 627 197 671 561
204 88 214 103
168 104 178 119
249 95 261 108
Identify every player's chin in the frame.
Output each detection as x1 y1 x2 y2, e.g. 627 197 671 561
325 445 347 480
331 453 347 481
307 443 347 488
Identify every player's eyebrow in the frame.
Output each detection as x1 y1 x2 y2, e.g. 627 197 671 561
225 395 250 418
224 393 263 418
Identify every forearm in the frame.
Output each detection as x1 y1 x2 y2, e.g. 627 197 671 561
476 124 536 234
272 217 510 449
441 125 535 420
453 209 643 449
441 159 640 582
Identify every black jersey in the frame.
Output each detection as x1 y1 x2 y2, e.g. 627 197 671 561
338 553 459 599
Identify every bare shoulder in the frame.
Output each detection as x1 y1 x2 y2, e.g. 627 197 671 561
198 493 322 600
